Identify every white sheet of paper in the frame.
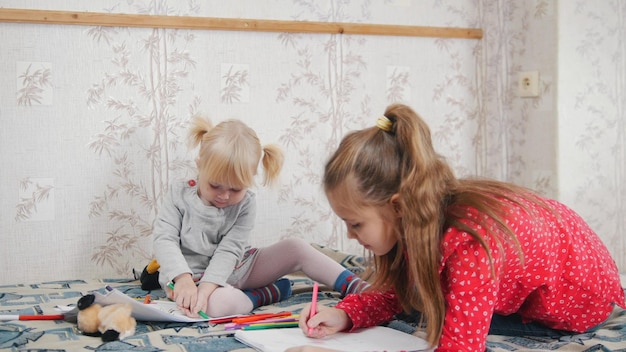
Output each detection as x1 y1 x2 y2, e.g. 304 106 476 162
92 286 209 322
235 326 433 352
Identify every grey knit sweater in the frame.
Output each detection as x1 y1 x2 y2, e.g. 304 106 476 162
153 179 256 288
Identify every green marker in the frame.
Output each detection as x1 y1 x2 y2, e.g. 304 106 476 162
167 281 210 319
242 322 299 330
198 310 209 319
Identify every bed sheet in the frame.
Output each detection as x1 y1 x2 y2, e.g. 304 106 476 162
1 250 625 351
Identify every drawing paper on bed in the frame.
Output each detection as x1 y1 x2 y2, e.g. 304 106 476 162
234 326 433 352
57 286 231 322
95 286 235 322
95 287 203 322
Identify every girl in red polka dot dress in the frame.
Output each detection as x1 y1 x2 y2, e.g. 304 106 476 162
295 104 625 352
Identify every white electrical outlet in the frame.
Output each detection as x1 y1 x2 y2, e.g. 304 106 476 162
518 71 540 97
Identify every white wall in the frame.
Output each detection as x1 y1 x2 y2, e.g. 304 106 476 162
0 0 624 284
557 1 626 269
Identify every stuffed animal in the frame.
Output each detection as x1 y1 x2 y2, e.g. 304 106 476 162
139 258 161 291
76 294 137 342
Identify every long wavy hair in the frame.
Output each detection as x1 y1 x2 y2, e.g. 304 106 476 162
323 103 538 347
188 116 284 188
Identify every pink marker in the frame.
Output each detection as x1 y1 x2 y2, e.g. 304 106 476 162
308 282 319 335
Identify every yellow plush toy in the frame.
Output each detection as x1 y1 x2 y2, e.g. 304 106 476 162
76 294 137 342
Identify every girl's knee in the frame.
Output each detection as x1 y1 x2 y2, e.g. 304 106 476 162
281 237 310 253
205 286 252 317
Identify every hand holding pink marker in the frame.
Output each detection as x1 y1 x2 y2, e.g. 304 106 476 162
308 281 319 335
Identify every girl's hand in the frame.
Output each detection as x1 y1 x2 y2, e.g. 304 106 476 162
194 282 218 318
298 303 352 338
171 274 199 317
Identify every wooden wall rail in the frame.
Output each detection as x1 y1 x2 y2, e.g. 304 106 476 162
0 8 483 39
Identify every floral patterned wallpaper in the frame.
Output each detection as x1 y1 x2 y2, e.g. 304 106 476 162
1 0 624 284
558 0 626 270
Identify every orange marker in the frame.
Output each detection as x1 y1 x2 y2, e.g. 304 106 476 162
143 294 151 304
231 311 292 324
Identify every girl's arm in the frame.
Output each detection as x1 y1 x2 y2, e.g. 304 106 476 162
438 234 501 352
335 289 402 330
153 183 193 282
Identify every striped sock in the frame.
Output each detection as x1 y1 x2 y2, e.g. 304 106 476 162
244 278 292 309
334 269 369 297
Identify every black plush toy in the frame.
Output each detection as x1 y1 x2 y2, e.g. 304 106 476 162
76 294 137 342
139 258 162 291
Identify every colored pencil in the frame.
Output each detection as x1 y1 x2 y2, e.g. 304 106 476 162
0 314 66 321
231 311 292 324
209 316 241 324
224 316 300 330
241 321 299 330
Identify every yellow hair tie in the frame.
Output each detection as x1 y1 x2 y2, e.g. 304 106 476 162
376 115 392 132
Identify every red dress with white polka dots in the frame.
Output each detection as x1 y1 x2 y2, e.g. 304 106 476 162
336 197 625 352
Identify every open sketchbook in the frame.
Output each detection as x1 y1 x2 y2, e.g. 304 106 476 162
56 286 221 322
94 286 212 322
235 326 433 352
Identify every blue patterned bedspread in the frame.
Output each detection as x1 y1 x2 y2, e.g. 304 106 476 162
1 277 625 351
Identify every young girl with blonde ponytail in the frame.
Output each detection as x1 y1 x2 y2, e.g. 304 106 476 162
153 116 368 319
294 103 625 352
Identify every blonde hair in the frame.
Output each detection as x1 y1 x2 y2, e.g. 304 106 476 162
323 103 538 347
188 116 283 188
